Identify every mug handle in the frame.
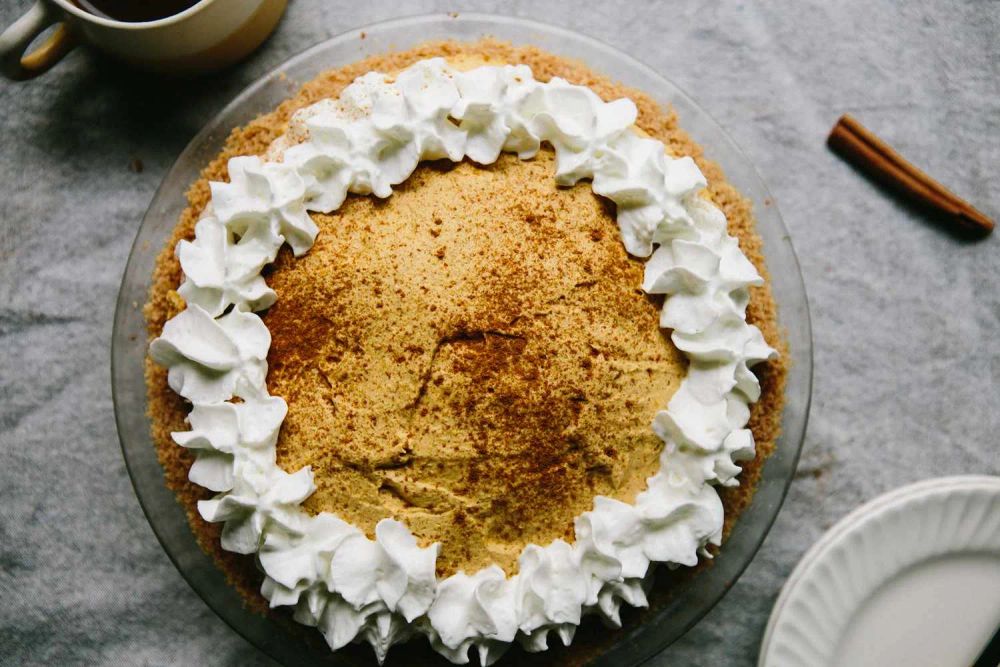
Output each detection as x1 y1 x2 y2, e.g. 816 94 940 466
0 1 76 81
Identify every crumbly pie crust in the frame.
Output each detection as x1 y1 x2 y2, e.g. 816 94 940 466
149 37 788 667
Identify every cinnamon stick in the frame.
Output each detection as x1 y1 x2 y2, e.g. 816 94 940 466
827 114 994 236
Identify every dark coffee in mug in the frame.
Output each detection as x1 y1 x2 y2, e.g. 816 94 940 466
73 0 202 23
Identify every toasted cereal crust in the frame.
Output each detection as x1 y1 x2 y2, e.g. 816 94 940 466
143 39 787 665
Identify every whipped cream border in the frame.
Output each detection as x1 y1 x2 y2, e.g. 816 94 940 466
150 58 777 665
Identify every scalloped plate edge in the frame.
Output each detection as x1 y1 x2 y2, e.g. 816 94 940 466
758 475 1000 666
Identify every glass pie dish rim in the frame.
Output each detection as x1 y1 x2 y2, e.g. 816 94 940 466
111 11 813 666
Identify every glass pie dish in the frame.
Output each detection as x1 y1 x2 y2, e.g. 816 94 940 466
112 12 812 666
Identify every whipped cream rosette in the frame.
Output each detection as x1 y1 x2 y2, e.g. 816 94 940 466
150 58 776 664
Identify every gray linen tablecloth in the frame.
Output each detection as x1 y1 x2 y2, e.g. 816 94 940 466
2 0 997 664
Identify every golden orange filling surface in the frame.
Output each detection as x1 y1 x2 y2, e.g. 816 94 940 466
265 148 687 576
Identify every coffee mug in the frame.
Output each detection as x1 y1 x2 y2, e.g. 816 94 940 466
0 0 287 80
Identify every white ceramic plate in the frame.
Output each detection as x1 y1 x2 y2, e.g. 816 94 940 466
759 476 1000 667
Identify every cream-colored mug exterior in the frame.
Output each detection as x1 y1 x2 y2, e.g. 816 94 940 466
0 0 287 80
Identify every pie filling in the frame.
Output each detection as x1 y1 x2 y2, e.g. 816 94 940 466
266 149 686 578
